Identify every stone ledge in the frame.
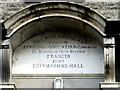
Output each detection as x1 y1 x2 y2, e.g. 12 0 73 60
0 83 16 89
100 82 120 88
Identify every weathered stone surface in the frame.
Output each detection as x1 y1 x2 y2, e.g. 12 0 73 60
0 2 26 22
0 1 119 89
80 2 119 19
0 1 120 23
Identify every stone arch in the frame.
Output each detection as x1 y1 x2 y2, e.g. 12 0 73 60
3 1 106 49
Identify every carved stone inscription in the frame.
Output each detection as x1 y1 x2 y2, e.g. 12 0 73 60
12 31 104 74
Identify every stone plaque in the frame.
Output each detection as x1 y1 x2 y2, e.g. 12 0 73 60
12 31 104 74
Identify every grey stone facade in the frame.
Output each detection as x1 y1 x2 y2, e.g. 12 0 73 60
0 1 120 89
0 1 120 23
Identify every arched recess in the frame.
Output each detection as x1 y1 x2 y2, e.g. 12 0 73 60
2 1 108 88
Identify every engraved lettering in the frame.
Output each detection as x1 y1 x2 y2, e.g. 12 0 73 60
47 54 70 58
33 64 68 68
13 31 104 75
69 64 84 68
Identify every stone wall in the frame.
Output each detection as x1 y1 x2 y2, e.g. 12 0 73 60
0 1 120 23
80 2 119 19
